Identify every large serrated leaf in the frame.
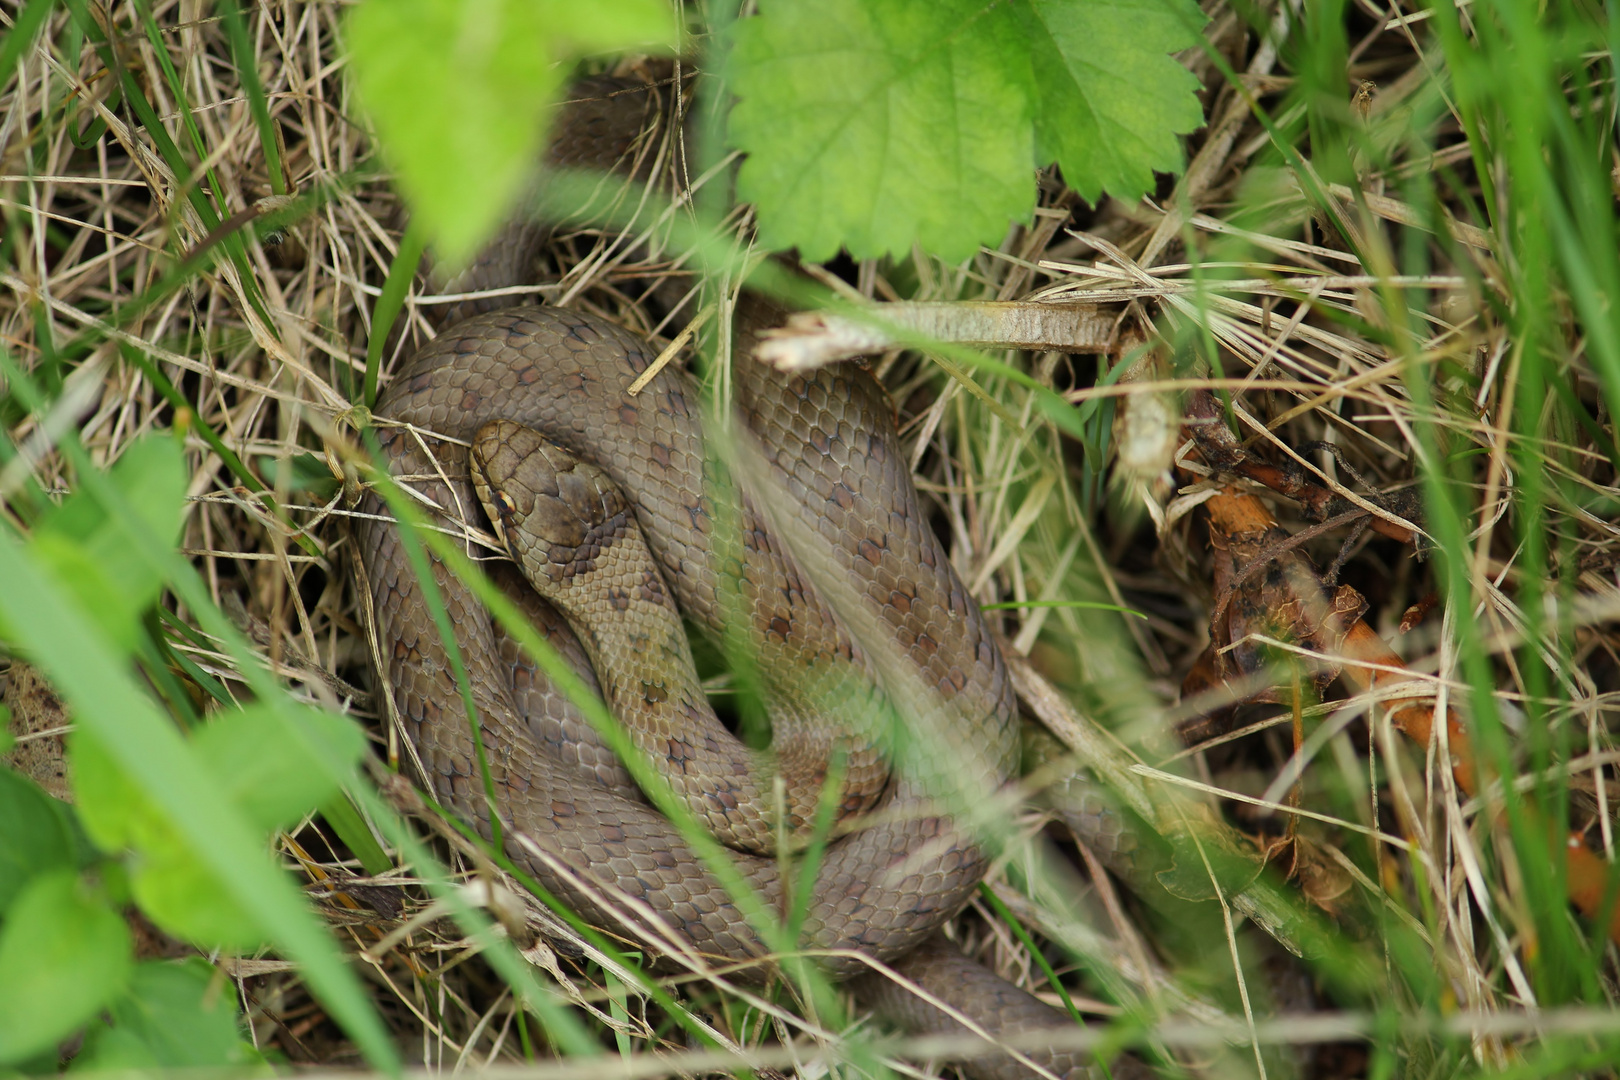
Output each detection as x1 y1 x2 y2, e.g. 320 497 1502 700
729 0 1035 262
726 0 1207 261
1020 0 1207 202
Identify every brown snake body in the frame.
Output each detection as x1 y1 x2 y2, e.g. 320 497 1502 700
359 79 1143 1080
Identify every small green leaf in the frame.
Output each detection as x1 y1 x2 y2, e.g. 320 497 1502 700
126 845 265 952
74 958 264 1071
193 704 365 832
257 453 341 499
32 435 189 651
0 870 133 1065
0 769 77 912
29 533 148 653
39 434 188 550
346 0 676 266
71 704 363 949
68 730 155 857
1154 823 1265 903
70 732 263 950
0 512 397 1070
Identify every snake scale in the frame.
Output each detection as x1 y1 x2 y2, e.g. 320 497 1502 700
358 77 1144 1080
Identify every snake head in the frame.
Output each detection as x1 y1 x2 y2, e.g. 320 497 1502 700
470 419 633 583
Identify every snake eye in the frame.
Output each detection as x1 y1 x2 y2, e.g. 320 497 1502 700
490 490 523 561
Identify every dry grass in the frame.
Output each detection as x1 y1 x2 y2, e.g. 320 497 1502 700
4 1 1620 1077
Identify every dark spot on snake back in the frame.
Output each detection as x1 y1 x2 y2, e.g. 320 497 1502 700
663 735 691 766
637 570 664 604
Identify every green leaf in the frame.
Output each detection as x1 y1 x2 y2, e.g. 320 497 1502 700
0 0 56 92
128 844 267 953
256 452 340 499
31 435 188 651
67 730 157 857
0 769 77 912
1154 822 1264 903
0 870 133 1065
70 731 264 950
71 701 367 951
74 959 264 1071
193 704 365 832
1019 0 1207 203
28 533 147 653
728 0 1035 262
346 0 676 266
726 0 1207 261
38 435 188 551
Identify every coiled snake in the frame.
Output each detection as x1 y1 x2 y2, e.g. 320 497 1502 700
358 79 1142 1080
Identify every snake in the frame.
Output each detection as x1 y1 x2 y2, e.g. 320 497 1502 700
357 77 1147 1080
